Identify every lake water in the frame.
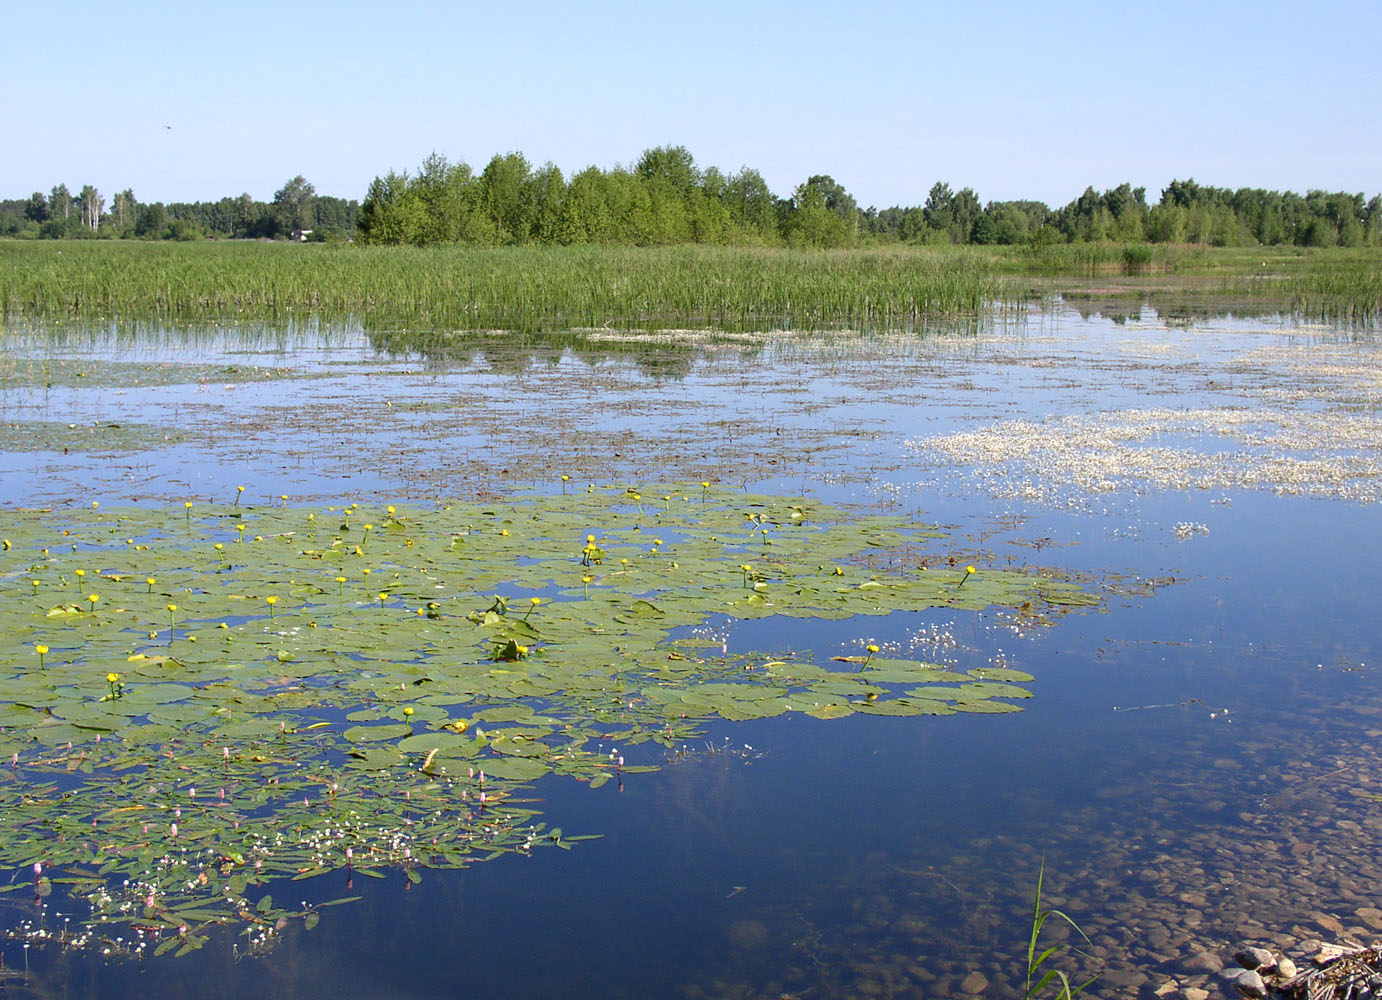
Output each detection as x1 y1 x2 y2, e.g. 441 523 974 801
1 303 1380 998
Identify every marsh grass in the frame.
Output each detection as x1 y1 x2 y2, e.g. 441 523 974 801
3 241 1375 333
1272 253 1382 322
0 241 1006 333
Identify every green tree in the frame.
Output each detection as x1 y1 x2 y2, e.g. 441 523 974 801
950 187 981 243
50 183 73 221
724 167 779 243
634 145 700 197
555 166 613 244
357 171 426 245
784 179 852 247
24 192 48 223
272 175 316 235
1145 203 1185 243
528 162 567 244
110 189 137 233
77 185 104 232
480 152 536 243
923 182 955 238
969 213 998 244
134 202 166 238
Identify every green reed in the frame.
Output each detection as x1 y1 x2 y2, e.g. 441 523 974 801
0 241 1009 334
1025 859 1097 999
1270 251 1382 322
4 241 1375 332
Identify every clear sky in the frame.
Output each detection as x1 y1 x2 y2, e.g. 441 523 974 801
7 0 1378 209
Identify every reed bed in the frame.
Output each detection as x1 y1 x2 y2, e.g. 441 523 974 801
3 241 1375 332
0 241 1010 333
1271 253 1382 323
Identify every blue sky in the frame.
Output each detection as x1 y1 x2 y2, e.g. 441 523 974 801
7 0 1379 208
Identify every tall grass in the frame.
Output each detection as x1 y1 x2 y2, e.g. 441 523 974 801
1270 252 1382 323
0 241 1008 334
3 241 1375 332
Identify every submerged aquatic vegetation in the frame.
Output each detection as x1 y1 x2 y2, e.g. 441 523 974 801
0 487 1096 954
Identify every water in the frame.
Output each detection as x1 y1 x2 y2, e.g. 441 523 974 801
1 303 1380 997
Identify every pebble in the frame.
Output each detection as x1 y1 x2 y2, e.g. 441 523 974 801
1313 912 1346 935
1099 969 1148 989
959 971 989 994
1234 947 1275 971
1232 970 1267 998
1276 957 1297 978
1183 952 1223 973
1182 990 1209 1000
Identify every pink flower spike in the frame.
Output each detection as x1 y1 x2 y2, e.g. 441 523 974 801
345 847 353 861
189 788 196 799
32 863 42 877
170 823 178 837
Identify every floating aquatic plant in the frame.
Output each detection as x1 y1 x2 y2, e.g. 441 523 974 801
0 486 1097 955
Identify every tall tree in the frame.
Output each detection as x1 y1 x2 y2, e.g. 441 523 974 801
24 191 48 223
50 183 73 220
78 185 105 231
634 145 700 197
923 182 955 238
724 167 778 242
480 152 536 243
111 189 136 231
272 175 316 234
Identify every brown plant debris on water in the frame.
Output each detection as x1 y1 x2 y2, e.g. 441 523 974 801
1279 944 1382 1000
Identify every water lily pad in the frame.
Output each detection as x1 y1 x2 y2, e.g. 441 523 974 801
0 488 1097 953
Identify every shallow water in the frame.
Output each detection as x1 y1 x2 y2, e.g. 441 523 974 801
2 303 1381 998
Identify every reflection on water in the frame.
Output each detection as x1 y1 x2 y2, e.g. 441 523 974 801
2 302 1381 998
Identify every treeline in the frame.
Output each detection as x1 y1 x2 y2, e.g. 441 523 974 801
5 147 1380 249
0 176 358 241
356 147 1382 249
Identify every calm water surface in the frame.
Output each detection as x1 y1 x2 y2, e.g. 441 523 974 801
1 305 1380 998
